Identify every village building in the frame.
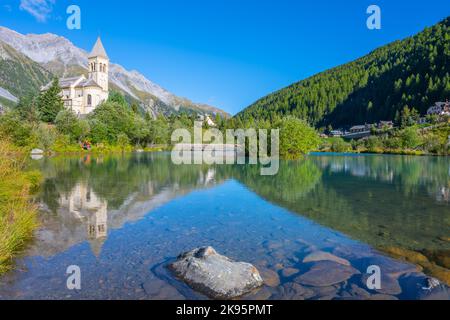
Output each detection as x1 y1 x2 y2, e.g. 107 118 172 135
378 121 394 130
330 130 344 137
41 37 109 116
198 114 216 127
427 101 450 116
349 124 372 134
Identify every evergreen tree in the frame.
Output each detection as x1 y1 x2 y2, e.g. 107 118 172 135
38 78 64 123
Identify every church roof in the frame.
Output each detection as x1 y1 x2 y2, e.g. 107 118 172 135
89 37 109 59
76 78 102 88
41 75 85 91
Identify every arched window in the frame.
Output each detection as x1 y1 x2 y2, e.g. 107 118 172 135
87 94 92 106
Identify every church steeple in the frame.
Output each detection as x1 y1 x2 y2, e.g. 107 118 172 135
88 37 109 92
89 37 109 59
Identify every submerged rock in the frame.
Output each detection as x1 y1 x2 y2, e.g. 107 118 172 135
360 273 402 296
281 267 300 278
275 282 316 300
169 247 263 299
352 256 419 279
399 273 450 300
303 251 351 266
294 261 359 287
259 268 280 287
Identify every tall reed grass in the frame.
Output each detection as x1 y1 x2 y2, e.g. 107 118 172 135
0 140 40 274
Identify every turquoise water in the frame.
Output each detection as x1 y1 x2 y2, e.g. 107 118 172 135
0 153 448 300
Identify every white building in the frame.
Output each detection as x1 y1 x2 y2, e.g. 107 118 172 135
198 114 216 127
41 37 109 116
427 102 450 116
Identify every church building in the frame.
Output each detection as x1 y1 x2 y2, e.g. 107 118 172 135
41 37 109 115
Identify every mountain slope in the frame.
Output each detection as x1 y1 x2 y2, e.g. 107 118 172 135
0 26 229 118
238 17 450 127
0 40 52 103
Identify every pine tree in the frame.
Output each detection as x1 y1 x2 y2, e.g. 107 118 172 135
38 78 64 123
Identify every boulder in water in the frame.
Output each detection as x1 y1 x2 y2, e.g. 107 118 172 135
169 247 264 299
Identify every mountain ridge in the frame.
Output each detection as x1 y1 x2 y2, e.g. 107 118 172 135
0 39 53 105
237 17 450 128
0 26 229 118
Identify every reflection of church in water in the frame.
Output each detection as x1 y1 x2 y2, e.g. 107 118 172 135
59 183 108 256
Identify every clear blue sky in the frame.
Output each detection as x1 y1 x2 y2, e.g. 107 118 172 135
0 0 449 115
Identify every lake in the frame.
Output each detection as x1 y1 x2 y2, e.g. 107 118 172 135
0 152 448 300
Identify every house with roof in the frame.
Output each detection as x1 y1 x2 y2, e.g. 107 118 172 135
41 37 109 115
427 101 450 116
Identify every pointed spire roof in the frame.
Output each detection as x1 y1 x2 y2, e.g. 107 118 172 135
89 37 108 59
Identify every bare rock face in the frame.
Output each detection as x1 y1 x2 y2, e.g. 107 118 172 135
169 247 264 299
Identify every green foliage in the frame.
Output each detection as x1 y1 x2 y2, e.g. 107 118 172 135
396 105 420 128
400 127 421 149
107 90 128 107
117 133 130 151
365 136 383 152
32 123 57 151
55 109 90 142
148 115 170 145
237 17 450 128
87 101 139 144
38 78 64 123
277 116 320 159
0 111 34 147
0 140 39 274
15 95 40 123
330 137 352 153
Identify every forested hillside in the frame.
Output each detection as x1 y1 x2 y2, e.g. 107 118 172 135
0 40 52 100
237 17 450 128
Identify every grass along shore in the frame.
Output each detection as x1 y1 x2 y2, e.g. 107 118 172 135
0 140 41 274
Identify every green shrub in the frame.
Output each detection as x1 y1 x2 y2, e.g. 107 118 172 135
55 109 90 142
0 112 34 147
330 138 352 153
277 116 320 159
32 123 57 151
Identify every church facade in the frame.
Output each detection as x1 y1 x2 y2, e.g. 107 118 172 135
42 37 109 115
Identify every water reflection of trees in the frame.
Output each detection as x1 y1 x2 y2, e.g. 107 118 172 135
229 160 322 203
234 155 450 252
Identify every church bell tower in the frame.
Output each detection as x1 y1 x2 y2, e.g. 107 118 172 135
88 37 109 92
